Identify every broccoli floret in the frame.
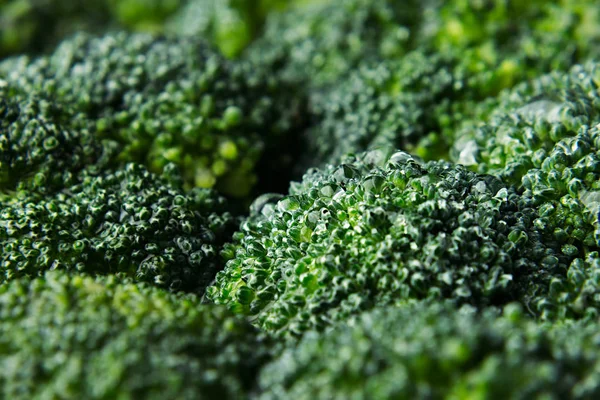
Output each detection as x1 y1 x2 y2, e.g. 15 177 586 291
0 32 304 197
206 150 562 338
0 162 236 292
0 272 272 399
452 62 600 252
247 0 423 86
258 302 600 399
0 87 118 193
303 51 461 167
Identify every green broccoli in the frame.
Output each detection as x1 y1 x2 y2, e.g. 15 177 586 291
166 0 326 58
258 302 600 400
0 272 272 399
0 32 304 197
420 0 600 96
0 87 118 193
206 150 564 338
0 162 236 292
246 0 423 86
452 62 600 252
303 51 460 167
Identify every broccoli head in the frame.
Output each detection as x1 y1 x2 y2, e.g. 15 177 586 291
259 302 600 399
206 151 562 338
0 162 236 292
452 62 600 252
0 32 304 197
0 272 272 399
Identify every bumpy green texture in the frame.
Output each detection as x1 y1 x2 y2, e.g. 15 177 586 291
0 32 303 197
0 88 118 193
247 0 423 86
0 272 271 400
259 302 600 400
304 51 461 167
452 62 600 253
0 163 235 292
206 151 563 338
421 0 600 97
543 251 600 320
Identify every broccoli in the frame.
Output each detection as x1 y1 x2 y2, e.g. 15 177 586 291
0 162 236 292
246 0 423 86
282 0 600 170
452 62 600 252
258 302 600 400
0 32 304 197
206 150 565 338
303 51 460 167
0 272 272 399
0 0 112 58
2 2 600 398
0 87 118 193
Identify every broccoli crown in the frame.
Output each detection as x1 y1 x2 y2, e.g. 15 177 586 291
258 302 600 400
452 62 600 250
0 88 118 193
0 162 236 292
304 51 460 167
0 32 303 197
0 272 271 400
420 0 600 96
206 151 563 338
247 0 423 86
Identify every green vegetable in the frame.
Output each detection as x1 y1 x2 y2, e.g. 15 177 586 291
0 32 304 197
452 62 600 252
0 163 235 292
206 150 563 338
0 87 117 193
303 51 460 167
259 302 600 399
0 272 271 399
0 0 111 58
247 0 423 86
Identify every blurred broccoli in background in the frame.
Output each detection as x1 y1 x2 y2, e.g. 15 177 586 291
259 302 600 400
0 272 272 399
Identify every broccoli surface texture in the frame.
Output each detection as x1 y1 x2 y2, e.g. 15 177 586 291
1 1 599 398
